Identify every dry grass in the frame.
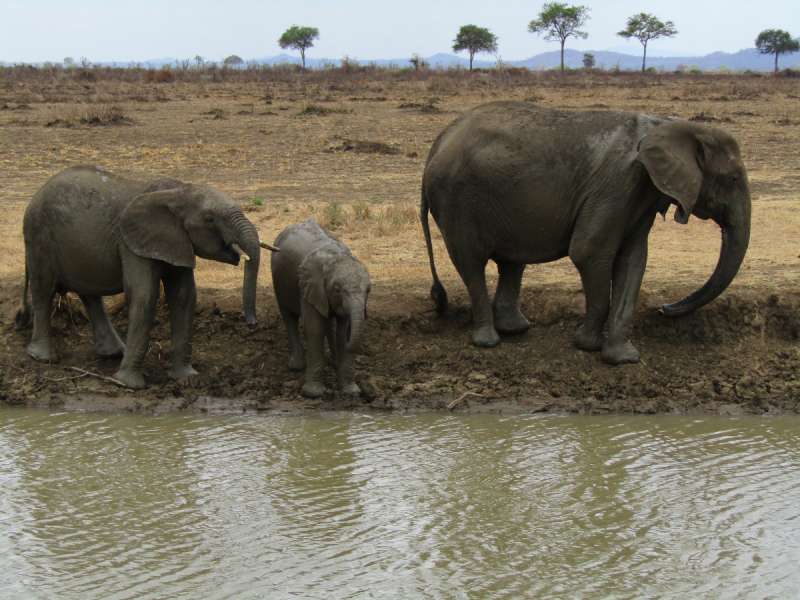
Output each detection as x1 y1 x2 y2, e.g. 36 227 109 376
1 69 798 306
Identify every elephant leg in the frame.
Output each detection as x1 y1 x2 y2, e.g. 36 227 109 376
300 299 327 398
326 317 338 369
27 272 58 363
602 229 651 365
336 315 359 394
163 268 199 381
114 260 161 389
492 261 531 334
447 243 498 347
277 298 305 371
570 243 613 353
79 294 125 358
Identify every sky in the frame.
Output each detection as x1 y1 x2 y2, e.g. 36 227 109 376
0 0 798 64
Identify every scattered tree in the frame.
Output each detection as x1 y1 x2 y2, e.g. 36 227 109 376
617 13 677 73
528 3 590 72
194 55 204 67
755 29 800 72
63 56 75 66
409 53 430 71
582 52 595 68
452 24 499 70
223 55 243 68
278 25 320 69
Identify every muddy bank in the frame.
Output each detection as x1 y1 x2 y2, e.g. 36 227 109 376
1 276 798 415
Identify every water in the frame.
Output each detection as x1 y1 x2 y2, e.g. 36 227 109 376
0 409 798 599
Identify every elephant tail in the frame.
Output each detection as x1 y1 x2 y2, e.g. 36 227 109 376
15 265 31 329
421 183 447 315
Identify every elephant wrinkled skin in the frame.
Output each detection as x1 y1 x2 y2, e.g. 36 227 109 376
271 219 370 398
421 102 751 364
16 165 265 388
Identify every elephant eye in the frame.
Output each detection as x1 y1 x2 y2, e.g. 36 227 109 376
204 214 214 224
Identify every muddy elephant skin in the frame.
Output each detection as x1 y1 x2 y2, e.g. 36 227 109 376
421 102 751 364
16 164 263 388
271 219 371 398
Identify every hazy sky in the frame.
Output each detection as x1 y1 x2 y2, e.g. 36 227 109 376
1 0 797 64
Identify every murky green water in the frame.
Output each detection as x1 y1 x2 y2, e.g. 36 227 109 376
0 409 798 599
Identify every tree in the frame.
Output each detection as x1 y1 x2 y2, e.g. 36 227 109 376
223 55 243 68
278 25 320 69
528 3 590 72
63 57 75 66
582 52 595 68
755 29 800 72
452 24 498 70
617 13 677 73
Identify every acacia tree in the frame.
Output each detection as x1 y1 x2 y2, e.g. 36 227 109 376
452 24 498 70
278 25 320 69
755 29 800 72
528 3 590 72
617 13 677 73
223 55 243 68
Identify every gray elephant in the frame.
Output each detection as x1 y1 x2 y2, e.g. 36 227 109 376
16 164 276 389
421 102 751 364
271 219 370 397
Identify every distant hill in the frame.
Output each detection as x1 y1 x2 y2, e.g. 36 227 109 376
117 44 800 72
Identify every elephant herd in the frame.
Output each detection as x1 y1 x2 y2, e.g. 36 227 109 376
16 101 751 395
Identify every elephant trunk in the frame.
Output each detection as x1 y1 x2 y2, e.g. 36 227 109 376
661 199 751 317
345 301 366 353
229 212 261 325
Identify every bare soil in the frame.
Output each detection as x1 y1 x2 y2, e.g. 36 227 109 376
1 68 798 414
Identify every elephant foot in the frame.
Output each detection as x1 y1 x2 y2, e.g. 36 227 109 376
94 340 125 358
493 305 531 335
302 381 326 398
339 382 360 395
601 341 640 365
169 364 199 381
288 356 306 371
472 324 501 348
574 325 604 352
113 368 147 389
27 341 58 363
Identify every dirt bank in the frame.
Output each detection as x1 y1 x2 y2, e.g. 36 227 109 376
1 275 798 415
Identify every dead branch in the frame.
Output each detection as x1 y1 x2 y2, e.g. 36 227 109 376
447 391 484 411
65 367 129 388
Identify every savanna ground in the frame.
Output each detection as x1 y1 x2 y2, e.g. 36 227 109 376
0 65 798 414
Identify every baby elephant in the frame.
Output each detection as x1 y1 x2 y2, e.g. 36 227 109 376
16 165 275 389
271 219 370 397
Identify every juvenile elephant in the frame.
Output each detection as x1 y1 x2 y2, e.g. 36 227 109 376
16 164 276 388
421 102 751 364
271 219 370 397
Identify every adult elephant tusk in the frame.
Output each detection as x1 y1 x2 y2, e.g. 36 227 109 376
231 243 250 261
259 240 280 252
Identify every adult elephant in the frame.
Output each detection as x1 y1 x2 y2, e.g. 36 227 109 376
16 164 277 388
271 219 370 397
421 102 751 364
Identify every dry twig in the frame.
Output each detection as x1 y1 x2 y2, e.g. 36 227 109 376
447 391 484 410
65 367 129 388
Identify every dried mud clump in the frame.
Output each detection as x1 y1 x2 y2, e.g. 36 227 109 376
333 139 402 155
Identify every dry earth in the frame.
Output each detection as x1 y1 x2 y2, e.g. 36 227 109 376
1 68 798 414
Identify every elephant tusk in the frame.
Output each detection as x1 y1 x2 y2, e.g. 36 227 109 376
259 239 280 252
231 243 250 262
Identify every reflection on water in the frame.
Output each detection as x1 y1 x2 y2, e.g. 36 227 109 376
0 409 798 599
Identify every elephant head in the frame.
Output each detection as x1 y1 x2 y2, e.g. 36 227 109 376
298 250 371 352
637 120 751 316
119 184 264 323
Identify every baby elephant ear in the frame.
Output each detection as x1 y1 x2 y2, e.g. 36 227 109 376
120 189 196 268
637 120 706 225
298 250 331 317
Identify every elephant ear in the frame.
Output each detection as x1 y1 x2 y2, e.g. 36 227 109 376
637 120 707 225
119 189 196 268
298 249 332 317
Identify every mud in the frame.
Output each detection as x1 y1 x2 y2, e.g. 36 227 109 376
1 275 798 415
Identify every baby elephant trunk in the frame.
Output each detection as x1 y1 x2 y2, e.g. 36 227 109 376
345 301 366 354
230 214 262 325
